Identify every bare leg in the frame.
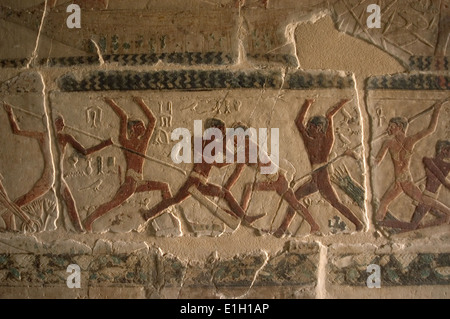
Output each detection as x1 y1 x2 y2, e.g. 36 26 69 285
61 182 84 233
243 175 318 231
136 180 172 200
376 182 403 222
402 182 450 219
241 183 253 212
240 179 284 213
282 189 320 233
83 177 136 231
197 182 263 224
319 178 363 231
141 181 193 221
274 178 318 238
241 178 283 212
379 204 430 230
14 177 52 208
417 209 449 229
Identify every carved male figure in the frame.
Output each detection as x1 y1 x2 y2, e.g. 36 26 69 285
1 102 53 230
83 97 172 231
379 140 450 230
224 123 320 234
141 118 261 226
274 99 363 237
375 99 450 223
55 115 112 232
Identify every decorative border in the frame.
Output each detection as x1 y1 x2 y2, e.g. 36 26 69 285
367 74 450 90
409 56 449 72
58 70 355 92
0 52 235 69
0 244 318 288
329 253 450 287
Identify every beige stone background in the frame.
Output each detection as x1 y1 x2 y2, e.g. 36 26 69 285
0 0 449 299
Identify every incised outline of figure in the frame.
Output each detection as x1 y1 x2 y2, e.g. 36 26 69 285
223 123 321 234
83 97 172 231
140 118 264 229
379 140 450 230
55 114 112 232
274 99 364 237
1 102 52 232
374 99 450 226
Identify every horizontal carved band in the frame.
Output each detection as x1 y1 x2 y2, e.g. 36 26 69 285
368 74 450 90
58 70 355 92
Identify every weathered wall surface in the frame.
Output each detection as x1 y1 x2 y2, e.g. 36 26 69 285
0 0 448 299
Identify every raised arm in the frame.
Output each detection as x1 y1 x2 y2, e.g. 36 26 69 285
325 99 351 140
411 99 447 143
326 99 351 119
295 99 314 137
3 102 43 139
133 97 156 137
104 98 127 138
423 157 450 189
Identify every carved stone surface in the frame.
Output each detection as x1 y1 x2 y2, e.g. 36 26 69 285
0 0 449 299
368 80 450 237
328 244 450 287
0 72 58 233
0 241 319 299
333 0 450 66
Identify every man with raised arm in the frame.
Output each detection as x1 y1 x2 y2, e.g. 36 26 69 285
140 118 262 227
55 114 112 232
274 99 363 237
2 102 53 231
375 99 450 223
83 97 172 231
223 123 320 234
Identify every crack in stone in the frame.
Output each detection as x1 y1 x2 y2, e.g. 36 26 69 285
90 39 105 65
234 250 269 299
39 72 59 232
27 0 49 69
213 250 270 299
315 241 328 299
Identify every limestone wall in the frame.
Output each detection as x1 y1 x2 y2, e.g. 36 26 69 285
0 0 449 299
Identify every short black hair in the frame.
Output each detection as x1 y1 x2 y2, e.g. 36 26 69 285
389 117 408 132
308 116 328 132
128 120 144 130
205 118 225 130
232 122 249 131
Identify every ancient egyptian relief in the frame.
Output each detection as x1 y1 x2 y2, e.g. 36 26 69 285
0 72 58 233
369 88 450 235
43 69 366 236
333 0 449 65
